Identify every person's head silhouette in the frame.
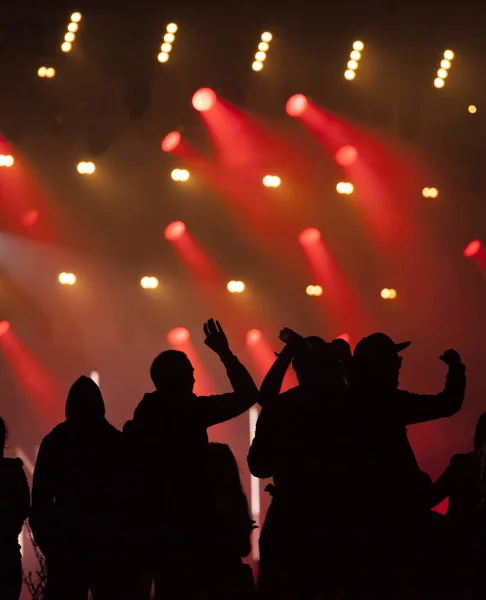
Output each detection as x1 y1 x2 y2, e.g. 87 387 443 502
292 336 341 389
65 376 105 423
351 332 410 390
150 349 195 395
474 413 486 452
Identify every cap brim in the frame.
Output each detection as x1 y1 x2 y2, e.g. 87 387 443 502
395 341 411 352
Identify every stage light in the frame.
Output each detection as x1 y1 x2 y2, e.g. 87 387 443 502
335 145 358 166
168 327 189 344
353 41 364 51
21 210 39 227
252 32 273 71
0 155 14 168
58 272 76 285
0 321 10 337
388 289 397 299
164 33 175 43
38 67 47 77
299 228 321 245
345 41 364 80
140 276 159 290
261 32 273 42
444 50 454 60
263 175 281 188
77 161 95 175
61 42 72 53
464 240 482 258
468 105 477 114
306 285 323 297
171 168 190 182
347 60 358 70
246 329 262 346
227 281 245 293
65 32 75 42
258 42 269 51
61 12 82 53
441 59 451 69
252 61 263 71
164 220 186 241
344 69 356 80
71 12 82 22
161 131 181 153
336 182 354 195
68 22 79 32
437 68 448 79
255 51 266 61
161 43 172 53
434 50 454 87
350 50 361 60
166 23 178 34
286 94 308 117
434 77 445 88
422 187 439 198
157 23 178 63
158 52 169 63
46 67 56 78
192 88 216 112
380 288 390 299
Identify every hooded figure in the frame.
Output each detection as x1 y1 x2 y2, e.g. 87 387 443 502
31 376 122 600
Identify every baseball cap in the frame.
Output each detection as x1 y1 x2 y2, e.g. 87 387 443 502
353 332 411 362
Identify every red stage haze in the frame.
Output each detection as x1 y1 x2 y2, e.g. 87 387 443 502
164 220 186 241
464 239 482 258
167 327 190 345
161 131 181 153
0 321 11 337
335 145 358 167
299 227 321 246
21 209 40 227
286 94 309 117
192 88 217 112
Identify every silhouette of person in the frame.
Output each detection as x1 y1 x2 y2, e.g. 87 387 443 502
342 333 466 597
429 412 486 598
121 319 258 599
30 376 122 600
204 442 256 599
0 418 30 600
249 330 347 599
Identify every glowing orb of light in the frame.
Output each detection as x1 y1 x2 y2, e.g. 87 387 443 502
286 94 308 117
167 327 190 344
61 42 72 53
38 66 47 77
71 12 82 23
299 228 321 246
21 210 40 227
344 69 356 81
140 276 159 290
464 240 482 258
158 52 170 63
161 131 181 153
246 329 262 346
58 272 76 285
335 145 358 167
353 41 364 51
468 105 477 114
166 23 178 34
443 50 454 61
434 78 445 89
164 220 186 241
164 33 175 43
192 88 217 112
336 182 354 195
252 61 263 71
306 285 323 297
261 32 273 43
0 321 10 337
227 281 245 294
388 288 397 299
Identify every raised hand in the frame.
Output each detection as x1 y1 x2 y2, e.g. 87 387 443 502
439 349 462 366
278 327 306 357
203 319 230 356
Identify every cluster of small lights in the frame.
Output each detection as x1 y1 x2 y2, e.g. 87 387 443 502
58 272 76 285
422 187 439 198
158 23 178 63
468 105 477 114
344 41 364 81
263 175 281 188
37 67 56 79
306 285 323 297
171 168 190 182
434 50 454 88
0 155 14 168
61 12 82 53
381 288 397 300
77 161 96 175
252 32 273 72
227 281 246 294
336 182 354 195
140 276 159 290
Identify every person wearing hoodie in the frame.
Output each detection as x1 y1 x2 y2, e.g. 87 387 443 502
0 417 30 600
30 376 122 600
121 318 259 599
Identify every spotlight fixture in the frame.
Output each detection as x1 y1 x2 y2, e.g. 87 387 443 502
0 321 11 337
192 88 217 112
468 105 477 114
171 168 190 182
344 41 364 80
158 23 178 63
286 94 309 117
0 155 14 168
252 31 273 71
227 281 246 294
246 329 262 346
164 220 186 241
61 12 82 53
434 50 454 88
306 285 323 297
167 327 190 344
262 175 281 188
464 240 482 258
77 161 96 175
38 66 56 78
58 272 76 285
161 131 182 153
298 228 321 245
380 288 397 300
336 182 354 195
140 276 159 290
422 187 439 198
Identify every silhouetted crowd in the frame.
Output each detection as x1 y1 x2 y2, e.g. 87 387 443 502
1 318 482 599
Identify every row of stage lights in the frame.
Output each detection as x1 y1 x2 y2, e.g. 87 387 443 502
61 12 82 53
434 50 454 88
56 271 399 300
252 32 273 72
157 23 178 63
344 41 364 81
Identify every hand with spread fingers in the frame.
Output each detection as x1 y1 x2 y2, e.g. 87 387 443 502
203 319 231 357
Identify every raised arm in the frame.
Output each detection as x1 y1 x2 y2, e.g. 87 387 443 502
396 349 466 426
30 436 56 552
200 319 259 427
248 402 280 479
